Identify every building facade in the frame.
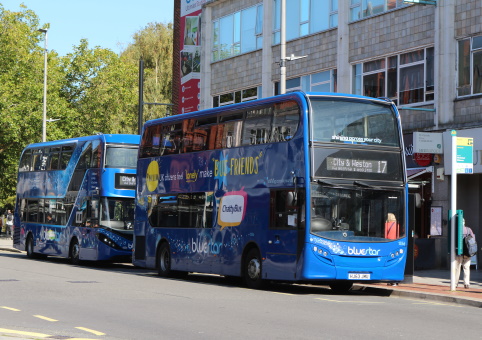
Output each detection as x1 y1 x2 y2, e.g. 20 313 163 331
176 0 482 269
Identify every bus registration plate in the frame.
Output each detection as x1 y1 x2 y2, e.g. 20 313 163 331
348 273 370 280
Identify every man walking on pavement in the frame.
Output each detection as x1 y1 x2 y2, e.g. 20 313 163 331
454 219 476 289
5 210 14 239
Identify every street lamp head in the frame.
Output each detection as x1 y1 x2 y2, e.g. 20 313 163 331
38 28 48 33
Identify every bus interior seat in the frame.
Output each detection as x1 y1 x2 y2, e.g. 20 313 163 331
311 217 332 232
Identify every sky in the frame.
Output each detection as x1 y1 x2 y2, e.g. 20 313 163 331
1 0 174 56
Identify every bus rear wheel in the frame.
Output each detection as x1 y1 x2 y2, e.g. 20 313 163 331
244 248 264 289
70 239 80 265
157 243 172 277
26 235 35 259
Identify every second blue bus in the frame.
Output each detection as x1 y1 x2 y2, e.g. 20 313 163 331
13 134 139 263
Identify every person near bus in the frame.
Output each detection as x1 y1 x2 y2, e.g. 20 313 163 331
46 213 56 224
384 213 399 240
455 219 475 289
6 209 13 239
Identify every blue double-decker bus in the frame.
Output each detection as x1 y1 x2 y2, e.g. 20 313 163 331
13 134 139 263
134 92 408 291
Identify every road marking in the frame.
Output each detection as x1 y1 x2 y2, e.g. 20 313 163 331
1 306 20 311
76 326 106 336
272 292 295 296
411 301 462 307
0 328 50 338
34 314 58 322
316 297 384 304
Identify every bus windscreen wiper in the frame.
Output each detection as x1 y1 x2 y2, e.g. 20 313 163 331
353 180 380 189
317 179 337 187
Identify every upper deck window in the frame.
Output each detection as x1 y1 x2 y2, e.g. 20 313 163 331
105 145 138 169
19 144 75 172
139 100 300 158
310 98 400 147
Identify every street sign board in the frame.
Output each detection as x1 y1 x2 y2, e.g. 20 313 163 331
413 132 443 154
456 137 473 174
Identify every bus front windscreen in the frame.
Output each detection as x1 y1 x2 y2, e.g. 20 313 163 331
100 197 135 230
310 183 405 242
309 97 400 147
105 145 138 169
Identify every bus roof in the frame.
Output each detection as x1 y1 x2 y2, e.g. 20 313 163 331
142 91 395 130
23 134 140 150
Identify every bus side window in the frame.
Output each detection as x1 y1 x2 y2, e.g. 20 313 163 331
27 199 39 222
92 143 101 168
271 100 300 142
32 149 44 171
60 145 74 170
19 199 27 222
78 143 92 169
48 147 61 170
19 150 32 172
270 190 299 229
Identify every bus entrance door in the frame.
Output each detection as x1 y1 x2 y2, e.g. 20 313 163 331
266 228 298 280
266 189 300 280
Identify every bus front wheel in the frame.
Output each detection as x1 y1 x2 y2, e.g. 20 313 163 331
244 248 264 289
157 243 172 277
69 239 80 265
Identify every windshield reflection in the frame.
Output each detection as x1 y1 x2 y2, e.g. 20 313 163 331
310 183 404 242
100 197 135 230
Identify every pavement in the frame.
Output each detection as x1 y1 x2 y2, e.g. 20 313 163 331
1 235 482 307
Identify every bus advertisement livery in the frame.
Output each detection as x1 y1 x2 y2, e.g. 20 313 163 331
134 91 407 291
13 134 140 263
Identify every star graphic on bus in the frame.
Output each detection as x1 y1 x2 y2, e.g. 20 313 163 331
213 154 230 188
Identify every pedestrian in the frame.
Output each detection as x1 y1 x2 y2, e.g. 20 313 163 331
455 219 475 289
6 209 13 239
384 213 399 240
385 213 400 286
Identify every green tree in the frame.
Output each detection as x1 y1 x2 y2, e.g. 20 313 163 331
121 22 173 121
0 3 174 211
60 39 138 135
0 5 45 208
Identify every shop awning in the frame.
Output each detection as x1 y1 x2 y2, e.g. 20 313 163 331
407 166 433 180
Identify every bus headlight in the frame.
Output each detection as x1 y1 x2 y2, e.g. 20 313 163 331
96 233 121 250
386 248 404 265
312 245 333 264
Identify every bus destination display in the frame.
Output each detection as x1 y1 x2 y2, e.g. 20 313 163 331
327 157 387 174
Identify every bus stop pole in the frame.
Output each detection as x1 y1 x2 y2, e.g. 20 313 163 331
280 0 286 95
450 130 457 291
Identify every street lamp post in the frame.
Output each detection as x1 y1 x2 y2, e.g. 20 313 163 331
38 29 48 142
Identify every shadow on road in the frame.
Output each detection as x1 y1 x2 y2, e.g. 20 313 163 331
1 251 393 297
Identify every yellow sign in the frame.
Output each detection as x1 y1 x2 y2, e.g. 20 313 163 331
146 161 160 192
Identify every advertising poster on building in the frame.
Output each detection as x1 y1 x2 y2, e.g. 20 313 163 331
179 0 205 114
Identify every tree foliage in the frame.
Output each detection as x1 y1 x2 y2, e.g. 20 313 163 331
0 4 173 210
121 22 173 121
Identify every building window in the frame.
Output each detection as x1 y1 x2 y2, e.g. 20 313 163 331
352 47 434 106
213 86 261 108
457 35 482 97
350 0 406 21
212 4 263 62
274 70 337 95
273 0 338 44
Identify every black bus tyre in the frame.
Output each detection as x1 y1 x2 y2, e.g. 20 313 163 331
329 282 353 293
69 239 80 265
244 248 264 289
26 235 35 259
157 243 172 277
